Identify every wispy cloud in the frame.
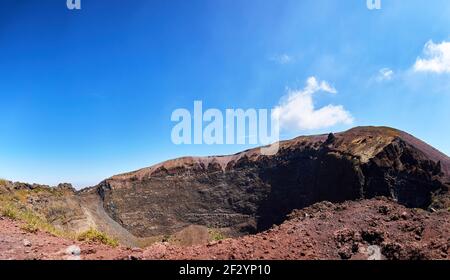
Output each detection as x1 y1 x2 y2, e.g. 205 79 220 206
273 77 353 131
413 40 450 74
376 68 394 81
270 54 294 64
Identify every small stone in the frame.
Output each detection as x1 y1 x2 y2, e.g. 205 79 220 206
325 133 336 145
401 212 408 220
338 246 353 260
366 245 383 261
378 205 390 215
65 245 81 256
84 248 97 254
23 239 31 247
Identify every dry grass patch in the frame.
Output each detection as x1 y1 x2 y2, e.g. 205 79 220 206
77 228 119 247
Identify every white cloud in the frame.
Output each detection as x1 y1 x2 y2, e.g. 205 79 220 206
273 77 353 131
270 54 294 64
377 68 394 81
414 40 450 73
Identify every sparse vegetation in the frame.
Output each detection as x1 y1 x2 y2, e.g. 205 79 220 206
77 228 119 247
0 189 73 239
208 228 225 241
161 235 171 243
1 192 119 247
0 200 69 238
1 204 18 220
21 222 39 233
0 188 121 247
0 178 7 186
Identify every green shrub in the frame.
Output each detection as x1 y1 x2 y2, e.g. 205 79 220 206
21 223 39 233
208 228 225 241
161 235 171 242
77 228 119 247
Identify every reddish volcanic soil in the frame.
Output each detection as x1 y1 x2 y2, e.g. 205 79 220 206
141 198 450 260
0 216 133 260
5 199 450 260
3 198 448 260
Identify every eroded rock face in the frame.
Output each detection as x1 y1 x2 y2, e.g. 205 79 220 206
96 127 450 237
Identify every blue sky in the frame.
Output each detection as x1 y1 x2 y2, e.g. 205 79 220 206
1 0 450 188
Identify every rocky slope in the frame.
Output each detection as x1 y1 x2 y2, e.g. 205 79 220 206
1 198 448 260
1 126 449 250
95 126 450 239
141 198 450 260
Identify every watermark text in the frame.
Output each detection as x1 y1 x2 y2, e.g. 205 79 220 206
171 101 280 155
367 0 381 10
67 0 81 10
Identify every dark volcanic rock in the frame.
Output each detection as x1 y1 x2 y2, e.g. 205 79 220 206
94 127 450 238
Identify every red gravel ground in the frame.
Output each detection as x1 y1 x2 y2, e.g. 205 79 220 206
0 216 132 260
141 198 450 260
1 198 449 260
